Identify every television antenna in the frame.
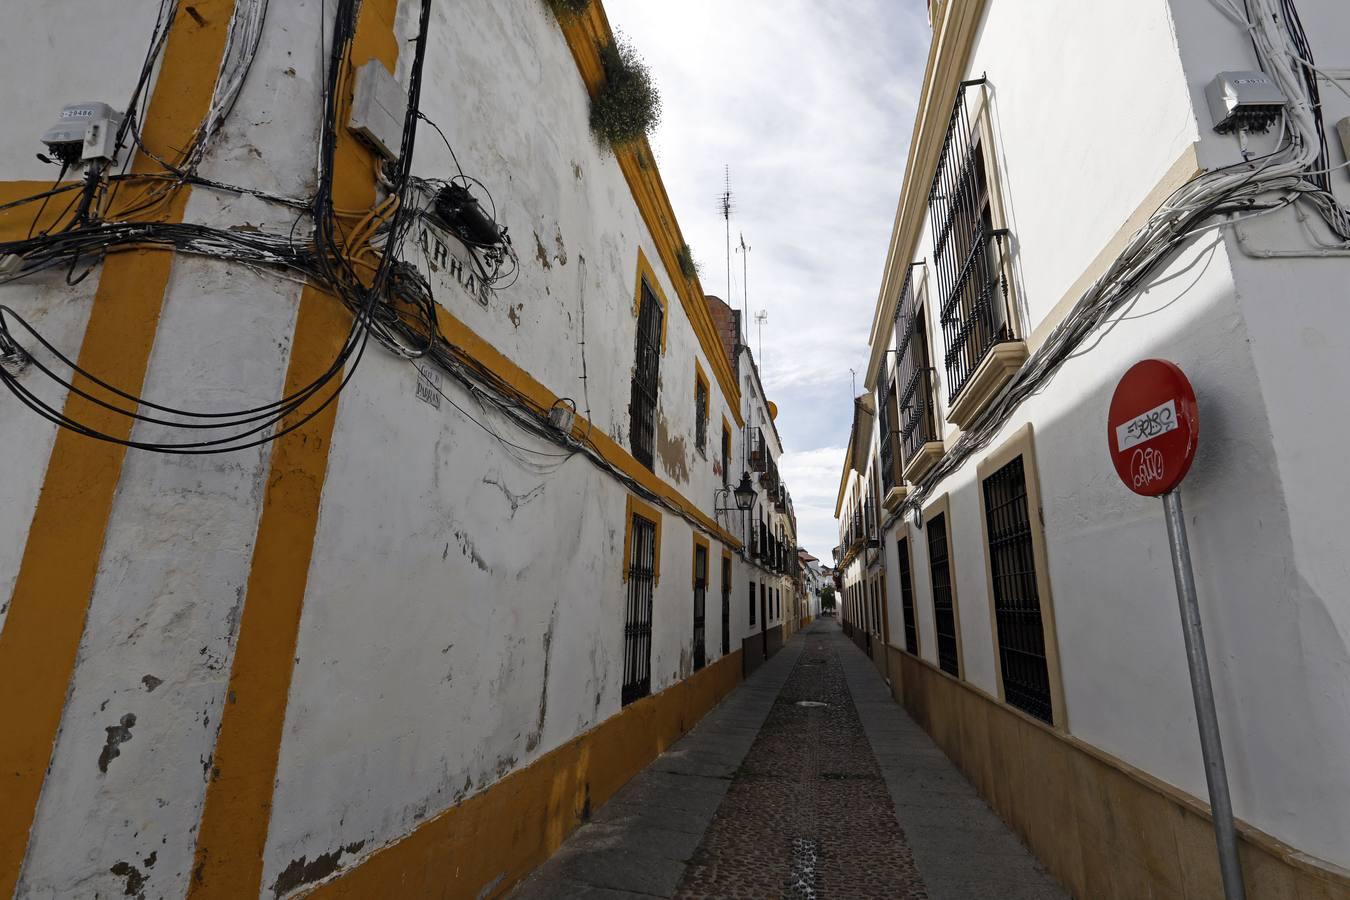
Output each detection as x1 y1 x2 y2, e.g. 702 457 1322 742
718 166 735 320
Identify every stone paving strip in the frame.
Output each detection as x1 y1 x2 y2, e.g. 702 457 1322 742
510 619 1070 899
836 627 1068 900
509 638 804 899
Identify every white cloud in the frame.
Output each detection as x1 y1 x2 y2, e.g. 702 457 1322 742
603 0 928 559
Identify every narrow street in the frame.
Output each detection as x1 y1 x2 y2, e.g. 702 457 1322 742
510 620 1066 899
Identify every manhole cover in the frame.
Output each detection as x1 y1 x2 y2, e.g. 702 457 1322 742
796 700 828 708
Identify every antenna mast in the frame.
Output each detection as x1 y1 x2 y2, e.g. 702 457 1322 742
718 166 737 337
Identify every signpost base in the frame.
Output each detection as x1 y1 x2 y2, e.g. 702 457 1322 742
1162 490 1246 900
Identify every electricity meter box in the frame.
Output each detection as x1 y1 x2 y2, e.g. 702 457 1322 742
41 102 124 165
1206 71 1287 134
348 60 408 160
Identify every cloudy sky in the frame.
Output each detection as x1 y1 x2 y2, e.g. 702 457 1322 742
604 0 931 561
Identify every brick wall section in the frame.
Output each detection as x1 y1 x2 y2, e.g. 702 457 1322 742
704 295 740 380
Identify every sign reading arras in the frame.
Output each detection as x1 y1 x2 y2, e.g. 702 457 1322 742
415 221 490 307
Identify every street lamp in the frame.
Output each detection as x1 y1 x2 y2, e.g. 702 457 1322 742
716 471 758 514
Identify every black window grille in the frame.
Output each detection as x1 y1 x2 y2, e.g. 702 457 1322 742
895 267 940 464
928 79 1015 403
694 377 708 455
877 356 897 492
721 556 731 656
983 455 1053 724
623 514 656 705
721 424 731 487
897 538 919 655
749 581 756 626
630 281 663 470
693 545 708 671
927 512 960 677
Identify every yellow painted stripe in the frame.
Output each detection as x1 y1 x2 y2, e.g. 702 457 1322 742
434 305 743 550
0 2 233 894
309 648 744 899
187 1 400 894
556 6 744 427
187 286 350 898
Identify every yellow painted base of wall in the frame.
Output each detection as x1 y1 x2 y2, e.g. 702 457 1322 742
307 649 744 899
885 645 1350 900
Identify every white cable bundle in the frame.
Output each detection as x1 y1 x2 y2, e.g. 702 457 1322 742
895 0 1350 522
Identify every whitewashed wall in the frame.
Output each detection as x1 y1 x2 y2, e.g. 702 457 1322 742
871 0 1350 870
1 0 778 896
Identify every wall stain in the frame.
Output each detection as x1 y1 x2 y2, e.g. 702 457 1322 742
270 840 365 898
98 713 136 773
525 599 560 753
453 529 490 573
656 413 690 484
553 226 568 266
533 231 551 270
507 303 522 329
140 674 162 692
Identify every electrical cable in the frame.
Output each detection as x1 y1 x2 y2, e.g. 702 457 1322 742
886 0 1350 527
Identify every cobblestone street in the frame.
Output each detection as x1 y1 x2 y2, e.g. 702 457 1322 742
510 620 1066 899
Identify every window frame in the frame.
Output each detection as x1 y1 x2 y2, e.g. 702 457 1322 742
694 360 710 458
621 495 662 706
976 423 1066 730
926 79 1027 429
720 416 733 487
692 534 710 672
923 492 964 679
896 535 920 656
721 550 733 656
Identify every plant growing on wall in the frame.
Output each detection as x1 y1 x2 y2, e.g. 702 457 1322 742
677 244 699 279
545 0 589 20
590 35 662 149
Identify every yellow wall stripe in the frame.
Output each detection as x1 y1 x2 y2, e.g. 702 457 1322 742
187 286 351 898
0 2 234 893
187 1 399 894
309 648 744 899
434 305 742 550
557 7 744 426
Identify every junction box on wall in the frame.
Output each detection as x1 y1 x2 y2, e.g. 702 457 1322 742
1206 71 1287 133
41 102 124 166
348 60 409 160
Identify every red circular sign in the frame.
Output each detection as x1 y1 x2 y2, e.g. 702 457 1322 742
1107 359 1199 496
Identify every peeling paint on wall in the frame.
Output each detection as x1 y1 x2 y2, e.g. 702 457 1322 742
270 840 365 898
98 713 137 774
656 412 690 484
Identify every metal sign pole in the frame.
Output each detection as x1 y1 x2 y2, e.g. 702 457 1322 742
1161 490 1246 900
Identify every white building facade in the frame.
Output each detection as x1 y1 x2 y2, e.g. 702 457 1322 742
839 0 1350 896
0 2 799 898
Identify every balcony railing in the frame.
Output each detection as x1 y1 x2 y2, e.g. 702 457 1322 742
939 226 1014 403
748 427 768 473
899 365 940 464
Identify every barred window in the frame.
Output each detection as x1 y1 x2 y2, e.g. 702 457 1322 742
694 375 709 455
897 538 918 655
623 514 656 705
928 79 1015 403
927 512 960 677
721 556 732 656
630 280 663 470
749 581 756 626
895 267 940 464
876 355 899 491
693 545 708 672
983 455 1052 724
721 422 732 487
